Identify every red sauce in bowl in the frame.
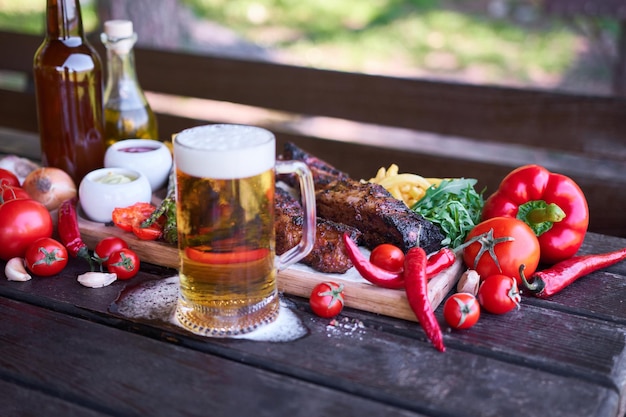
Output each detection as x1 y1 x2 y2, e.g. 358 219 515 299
119 146 158 153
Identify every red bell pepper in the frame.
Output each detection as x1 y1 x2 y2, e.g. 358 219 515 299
482 165 588 265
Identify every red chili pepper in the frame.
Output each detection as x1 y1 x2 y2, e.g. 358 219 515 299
58 197 92 267
519 247 626 298
342 233 404 289
426 248 456 279
343 234 457 288
482 165 588 264
404 247 445 352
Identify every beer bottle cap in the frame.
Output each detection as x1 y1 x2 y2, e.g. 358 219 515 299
104 20 134 40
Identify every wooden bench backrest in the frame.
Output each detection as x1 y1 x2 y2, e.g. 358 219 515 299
1 30 624 237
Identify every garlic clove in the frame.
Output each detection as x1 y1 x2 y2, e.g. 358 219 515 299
457 269 480 296
77 272 117 288
5 257 32 282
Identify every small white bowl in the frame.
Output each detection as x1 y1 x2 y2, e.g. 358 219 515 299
79 167 152 223
104 139 173 191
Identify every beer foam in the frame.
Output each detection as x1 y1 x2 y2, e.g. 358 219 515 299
113 276 308 342
174 124 275 179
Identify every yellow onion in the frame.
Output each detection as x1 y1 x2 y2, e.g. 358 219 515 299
22 167 77 211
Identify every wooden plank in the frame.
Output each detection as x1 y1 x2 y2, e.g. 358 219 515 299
0 31 40 74
0 297 427 417
1 234 626 416
3 30 626 158
0 89 38 134
76 213 463 321
0 379 110 417
131 46 626 157
0 268 622 417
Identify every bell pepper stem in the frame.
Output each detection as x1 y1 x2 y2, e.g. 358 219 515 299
525 203 566 225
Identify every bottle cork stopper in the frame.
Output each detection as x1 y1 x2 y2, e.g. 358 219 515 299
104 20 134 39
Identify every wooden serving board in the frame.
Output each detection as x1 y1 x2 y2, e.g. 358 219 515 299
78 215 463 323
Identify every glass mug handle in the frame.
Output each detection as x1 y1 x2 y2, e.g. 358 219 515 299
275 160 316 271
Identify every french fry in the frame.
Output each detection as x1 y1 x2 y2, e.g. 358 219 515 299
368 164 440 207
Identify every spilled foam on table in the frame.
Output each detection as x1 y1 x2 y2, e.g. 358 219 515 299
113 275 308 342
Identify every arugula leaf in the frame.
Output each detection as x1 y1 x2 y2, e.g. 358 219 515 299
411 178 484 248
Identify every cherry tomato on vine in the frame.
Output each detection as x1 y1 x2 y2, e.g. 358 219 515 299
0 168 20 188
462 217 540 285
477 274 521 315
443 293 480 329
24 237 68 277
0 199 53 261
94 237 129 267
370 243 405 273
107 248 140 280
309 281 345 318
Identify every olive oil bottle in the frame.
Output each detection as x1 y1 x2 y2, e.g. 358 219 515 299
101 20 158 147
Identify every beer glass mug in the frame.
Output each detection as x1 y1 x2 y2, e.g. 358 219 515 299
173 124 316 337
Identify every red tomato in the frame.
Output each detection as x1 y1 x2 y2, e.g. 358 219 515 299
94 237 129 267
477 274 521 315
107 248 140 280
309 281 345 318
0 168 20 188
0 185 30 204
370 243 405 273
24 237 68 277
0 199 53 261
462 217 540 285
111 202 156 232
443 293 481 329
132 222 162 241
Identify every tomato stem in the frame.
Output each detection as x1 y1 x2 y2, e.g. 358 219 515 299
32 247 66 266
457 228 514 274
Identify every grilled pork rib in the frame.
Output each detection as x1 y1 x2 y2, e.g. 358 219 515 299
275 187 361 273
279 142 350 189
316 179 445 254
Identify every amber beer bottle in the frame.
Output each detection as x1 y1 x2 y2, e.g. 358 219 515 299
33 0 106 185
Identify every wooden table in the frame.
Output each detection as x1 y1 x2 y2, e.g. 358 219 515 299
1 149 626 417
1 234 625 417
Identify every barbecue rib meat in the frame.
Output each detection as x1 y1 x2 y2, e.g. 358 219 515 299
275 187 361 273
316 179 445 254
279 142 350 189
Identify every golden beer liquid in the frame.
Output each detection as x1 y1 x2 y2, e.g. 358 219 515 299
175 168 278 336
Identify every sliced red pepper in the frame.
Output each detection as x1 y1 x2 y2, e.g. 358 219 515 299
112 202 157 232
426 248 456 279
132 223 162 241
186 246 269 264
482 165 588 264
404 247 445 352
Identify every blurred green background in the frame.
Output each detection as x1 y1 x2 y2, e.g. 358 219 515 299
0 0 619 95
